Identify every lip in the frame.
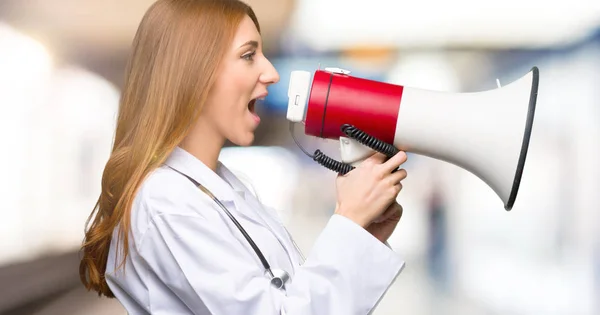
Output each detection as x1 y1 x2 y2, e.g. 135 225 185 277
253 92 268 101
251 112 261 124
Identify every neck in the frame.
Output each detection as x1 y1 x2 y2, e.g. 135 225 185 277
180 117 225 172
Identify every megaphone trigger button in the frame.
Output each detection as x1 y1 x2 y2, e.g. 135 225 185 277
324 67 351 75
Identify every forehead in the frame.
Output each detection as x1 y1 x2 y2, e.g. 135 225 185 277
230 15 261 48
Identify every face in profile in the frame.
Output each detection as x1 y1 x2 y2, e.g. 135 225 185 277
202 15 280 147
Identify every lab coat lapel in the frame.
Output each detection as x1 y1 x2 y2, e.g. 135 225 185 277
219 164 304 269
163 147 264 227
222 192 265 228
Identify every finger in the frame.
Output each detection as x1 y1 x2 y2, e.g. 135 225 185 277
386 182 403 200
380 151 407 173
387 168 408 184
362 152 388 166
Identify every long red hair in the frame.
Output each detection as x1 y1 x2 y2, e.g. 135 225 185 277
79 0 261 298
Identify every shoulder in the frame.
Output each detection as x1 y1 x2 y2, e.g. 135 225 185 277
137 165 215 218
129 166 218 243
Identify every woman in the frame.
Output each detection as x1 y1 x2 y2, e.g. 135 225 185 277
79 0 409 314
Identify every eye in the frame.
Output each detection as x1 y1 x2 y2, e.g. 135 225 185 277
241 51 256 62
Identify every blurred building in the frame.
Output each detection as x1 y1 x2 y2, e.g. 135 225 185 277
1 1 600 314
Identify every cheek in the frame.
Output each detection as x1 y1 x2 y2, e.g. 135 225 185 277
220 77 249 108
208 85 237 116
225 66 255 95
206 89 242 132
229 71 251 89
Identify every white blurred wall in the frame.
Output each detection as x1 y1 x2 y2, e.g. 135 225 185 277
0 24 119 265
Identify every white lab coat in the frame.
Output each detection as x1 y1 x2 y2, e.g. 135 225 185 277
105 146 405 315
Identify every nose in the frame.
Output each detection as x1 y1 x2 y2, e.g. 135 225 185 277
260 57 280 85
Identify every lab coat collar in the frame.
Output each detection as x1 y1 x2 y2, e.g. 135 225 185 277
164 146 303 272
163 146 241 202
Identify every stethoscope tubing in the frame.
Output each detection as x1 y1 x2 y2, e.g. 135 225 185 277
168 167 277 279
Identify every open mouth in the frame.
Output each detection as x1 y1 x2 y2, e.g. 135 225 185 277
248 99 256 113
248 94 267 114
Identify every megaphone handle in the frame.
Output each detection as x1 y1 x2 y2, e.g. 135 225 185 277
289 121 399 176
313 149 355 175
340 124 399 158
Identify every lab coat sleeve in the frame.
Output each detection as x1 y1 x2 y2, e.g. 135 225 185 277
139 200 405 315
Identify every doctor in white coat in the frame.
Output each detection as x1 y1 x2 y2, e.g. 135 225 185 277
79 1 409 314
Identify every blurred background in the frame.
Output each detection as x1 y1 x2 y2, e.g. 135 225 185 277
1 0 599 314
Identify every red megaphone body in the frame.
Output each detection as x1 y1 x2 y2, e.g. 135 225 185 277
304 69 402 145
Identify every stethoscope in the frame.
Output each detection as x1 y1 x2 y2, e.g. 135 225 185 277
169 166 296 290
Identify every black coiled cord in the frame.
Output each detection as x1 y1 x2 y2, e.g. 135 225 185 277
290 122 398 175
340 124 399 157
312 149 354 175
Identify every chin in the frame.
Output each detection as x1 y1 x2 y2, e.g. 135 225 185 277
231 133 255 147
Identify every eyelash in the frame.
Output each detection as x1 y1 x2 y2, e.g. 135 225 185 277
242 51 256 61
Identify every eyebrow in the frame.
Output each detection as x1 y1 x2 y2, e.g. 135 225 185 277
239 40 259 49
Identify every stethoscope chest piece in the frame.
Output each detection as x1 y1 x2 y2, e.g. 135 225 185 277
268 268 290 290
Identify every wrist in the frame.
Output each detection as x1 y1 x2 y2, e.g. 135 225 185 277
334 203 369 228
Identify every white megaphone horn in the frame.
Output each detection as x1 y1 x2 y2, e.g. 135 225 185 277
286 66 539 211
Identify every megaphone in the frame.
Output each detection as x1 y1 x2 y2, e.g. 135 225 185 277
286 66 539 211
